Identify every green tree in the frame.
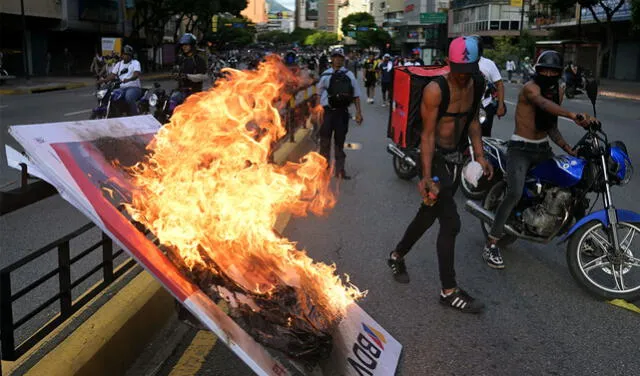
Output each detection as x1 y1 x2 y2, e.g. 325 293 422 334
290 28 316 45
206 17 256 48
483 36 519 68
304 31 339 47
545 0 627 76
257 30 292 46
340 12 392 49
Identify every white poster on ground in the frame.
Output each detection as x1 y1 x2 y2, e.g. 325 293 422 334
9 116 401 376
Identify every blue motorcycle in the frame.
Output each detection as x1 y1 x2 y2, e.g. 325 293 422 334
91 80 148 119
465 81 640 301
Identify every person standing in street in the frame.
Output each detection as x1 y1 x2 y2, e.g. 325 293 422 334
378 53 393 107
471 36 505 137
317 48 363 180
506 58 516 82
481 51 594 269
522 57 534 82
386 37 492 313
363 52 378 104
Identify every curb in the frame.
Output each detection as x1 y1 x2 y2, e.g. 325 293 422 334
12 126 313 376
0 74 173 96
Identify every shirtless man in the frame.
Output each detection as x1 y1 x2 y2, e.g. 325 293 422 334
482 50 595 269
387 37 493 313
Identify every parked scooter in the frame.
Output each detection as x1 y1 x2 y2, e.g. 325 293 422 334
465 80 640 301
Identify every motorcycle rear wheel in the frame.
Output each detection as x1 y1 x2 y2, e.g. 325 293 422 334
567 220 640 301
480 181 517 247
393 155 417 180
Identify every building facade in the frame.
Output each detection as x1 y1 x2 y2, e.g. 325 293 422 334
448 0 529 37
242 0 268 24
337 0 370 42
296 0 319 29
318 0 339 32
528 0 639 81
1 0 134 76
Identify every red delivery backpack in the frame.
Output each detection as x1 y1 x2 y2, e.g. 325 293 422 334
387 65 484 149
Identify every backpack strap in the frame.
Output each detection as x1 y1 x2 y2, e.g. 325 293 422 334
434 76 450 121
456 74 487 150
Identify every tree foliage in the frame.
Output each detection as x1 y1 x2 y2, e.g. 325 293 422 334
205 17 256 48
483 37 519 68
304 32 339 47
131 0 249 43
290 28 316 45
340 12 392 49
257 30 292 46
632 0 640 31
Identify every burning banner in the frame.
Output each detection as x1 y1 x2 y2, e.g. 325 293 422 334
9 58 401 375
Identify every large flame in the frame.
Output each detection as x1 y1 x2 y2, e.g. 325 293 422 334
125 57 363 321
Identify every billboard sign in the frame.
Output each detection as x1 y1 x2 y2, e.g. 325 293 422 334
306 0 318 21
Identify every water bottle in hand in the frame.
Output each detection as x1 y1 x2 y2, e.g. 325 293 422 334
423 176 440 206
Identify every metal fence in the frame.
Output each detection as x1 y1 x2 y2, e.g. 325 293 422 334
0 223 136 361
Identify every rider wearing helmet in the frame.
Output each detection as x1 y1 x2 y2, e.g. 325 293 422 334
177 33 207 93
387 37 492 314
482 50 597 270
98 44 143 115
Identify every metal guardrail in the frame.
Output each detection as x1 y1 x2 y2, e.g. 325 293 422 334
0 223 136 361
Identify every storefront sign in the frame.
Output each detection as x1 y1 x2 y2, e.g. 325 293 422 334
306 0 318 21
420 12 447 24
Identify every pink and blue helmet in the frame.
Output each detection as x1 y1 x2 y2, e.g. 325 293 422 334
448 36 480 74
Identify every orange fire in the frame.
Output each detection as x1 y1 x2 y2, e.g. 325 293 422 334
125 57 363 321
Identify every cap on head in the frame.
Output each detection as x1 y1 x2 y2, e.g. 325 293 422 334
448 36 480 74
535 50 563 72
383 53 391 58
331 48 345 57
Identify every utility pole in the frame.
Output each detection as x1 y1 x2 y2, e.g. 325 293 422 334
21 0 31 80
519 0 526 35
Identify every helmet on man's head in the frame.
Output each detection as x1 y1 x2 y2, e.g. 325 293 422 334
178 33 197 46
123 45 135 56
535 50 563 73
448 36 480 74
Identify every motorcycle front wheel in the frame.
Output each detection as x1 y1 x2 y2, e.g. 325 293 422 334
393 155 418 180
567 220 640 301
480 181 517 247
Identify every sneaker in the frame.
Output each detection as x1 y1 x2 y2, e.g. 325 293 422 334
439 288 484 313
387 254 410 283
483 243 505 269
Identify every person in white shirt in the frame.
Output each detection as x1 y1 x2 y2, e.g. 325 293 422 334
506 59 516 82
471 36 505 137
98 45 143 115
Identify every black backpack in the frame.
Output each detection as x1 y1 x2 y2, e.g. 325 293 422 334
323 70 354 108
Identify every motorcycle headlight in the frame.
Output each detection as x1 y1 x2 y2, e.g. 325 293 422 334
479 108 487 124
149 94 158 107
96 89 107 100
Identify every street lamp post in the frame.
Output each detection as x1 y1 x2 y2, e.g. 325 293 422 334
21 0 30 80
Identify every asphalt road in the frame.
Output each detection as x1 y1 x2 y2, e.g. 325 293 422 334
151 82 640 376
0 80 176 347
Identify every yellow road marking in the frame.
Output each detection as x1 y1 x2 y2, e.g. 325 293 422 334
608 299 640 314
168 330 218 376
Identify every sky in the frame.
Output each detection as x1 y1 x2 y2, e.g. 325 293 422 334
280 0 296 10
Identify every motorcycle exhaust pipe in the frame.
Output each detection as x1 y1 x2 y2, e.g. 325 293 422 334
464 200 524 240
386 144 417 168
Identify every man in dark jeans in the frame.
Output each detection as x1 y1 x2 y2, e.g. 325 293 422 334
387 37 493 313
482 50 594 269
378 54 393 106
317 48 363 180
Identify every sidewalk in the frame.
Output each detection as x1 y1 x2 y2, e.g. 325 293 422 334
500 69 640 101
0 73 173 95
